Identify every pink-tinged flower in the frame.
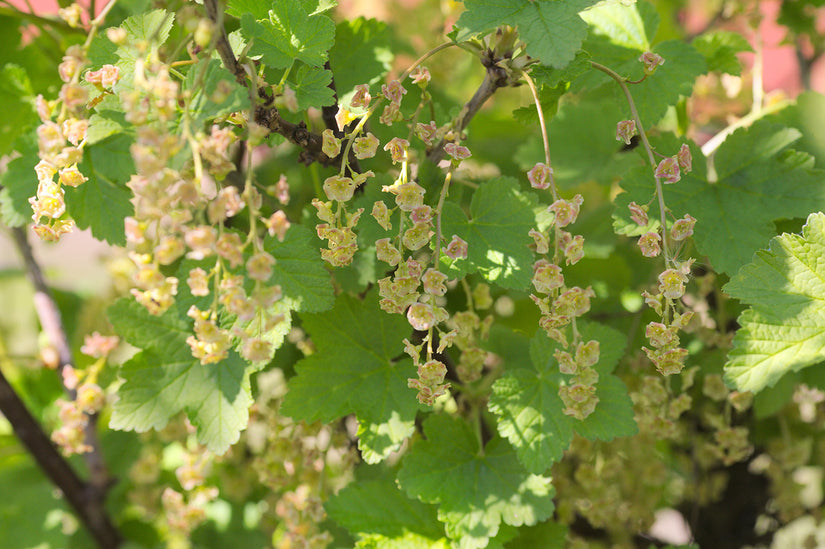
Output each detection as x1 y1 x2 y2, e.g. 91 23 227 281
554 349 577 374
383 181 425 211
655 156 680 184
527 162 553 190
62 118 87 146
58 165 87 187
379 103 402 125
628 201 648 226
410 205 433 225
335 106 357 132
646 322 679 348
402 223 430 251
575 340 600 368
444 142 471 163
184 226 217 259
372 200 392 230
383 137 410 164
415 121 438 145
353 132 379 159
671 214 696 241
418 359 447 384
531 259 564 294
81 332 120 358
323 175 355 202
444 235 468 259
154 236 185 265
273 174 290 204
242 338 272 363
616 119 637 145
312 199 335 224
639 51 665 75
549 194 583 227
676 143 692 173
76 383 105 414
350 84 372 108
375 238 402 266
187 267 210 297
381 80 407 105
529 228 550 254
422 268 448 296
638 231 661 257
216 232 244 268
62 366 79 390
560 232 584 265
321 128 341 158
407 302 436 331
409 66 431 85
554 286 595 317
263 210 290 241
658 268 688 300
246 252 276 281
85 64 121 88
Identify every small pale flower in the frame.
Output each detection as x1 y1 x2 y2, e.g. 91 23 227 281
628 201 649 226
350 84 372 108
407 302 436 331
58 165 87 187
554 349 577 375
383 181 424 211
409 66 431 85
560 232 584 265
216 233 244 268
638 231 661 257
383 137 410 164
375 238 402 266
321 129 341 158
549 194 583 227
671 214 696 241
658 268 688 299
616 119 637 145
639 51 665 75
677 144 692 172
444 142 471 163
527 162 552 190
529 228 550 254
155 236 185 265
410 205 432 225
187 267 210 297
444 235 468 259
323 175 355 202
380 103 402 125
575 340 600 368
246 252 276 281
371 200 392 230
415 121 438 146
422 268 448 296
312 198 335 224
532 259 564 294
85 64 121 88
335 106 358 132
646 322 679 348
242 338 272 363
402 223 430 251
76 383 105 414
81 332 119 358
263 210 290 241
353 133 379 159
655 156 680 184
554 286 595 317
184 226 217 259
381 80 407 105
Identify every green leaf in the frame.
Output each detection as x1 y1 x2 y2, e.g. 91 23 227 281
226 0 270 19
692 31 753 75
724 212 825 392
769 91 825 170
328 17 393 98
240 0 335 69
265 224 334 313
0 64 36 157
289 64 335 111
613 122 825 275
68 135 135 246
579 0 654 51
327 478 445 542
503 520 567 548
85 113 125 145
490 323 635 474
0 132 38 228
116 9 174 71
186 58 251 130
439 177 537 290
455 0 599 69
280 293 418 460
356 412 415 465
397 414 555 549
107 298 252 454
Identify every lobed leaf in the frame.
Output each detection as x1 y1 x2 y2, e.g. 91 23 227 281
724 212 825 392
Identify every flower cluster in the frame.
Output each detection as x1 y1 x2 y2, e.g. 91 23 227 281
631 143 698 375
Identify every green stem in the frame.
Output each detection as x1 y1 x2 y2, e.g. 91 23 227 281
521 70 558 201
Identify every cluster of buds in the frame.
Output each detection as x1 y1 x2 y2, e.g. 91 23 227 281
641 304 693 376
406 353 450 405
447 310 493 383
186 306 233 364
161 486 218 536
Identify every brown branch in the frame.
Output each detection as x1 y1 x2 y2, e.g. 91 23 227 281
202 0 245 85
10 228 118 503
426 63 509 165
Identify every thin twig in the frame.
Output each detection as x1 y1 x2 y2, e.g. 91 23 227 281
11 228 113 492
